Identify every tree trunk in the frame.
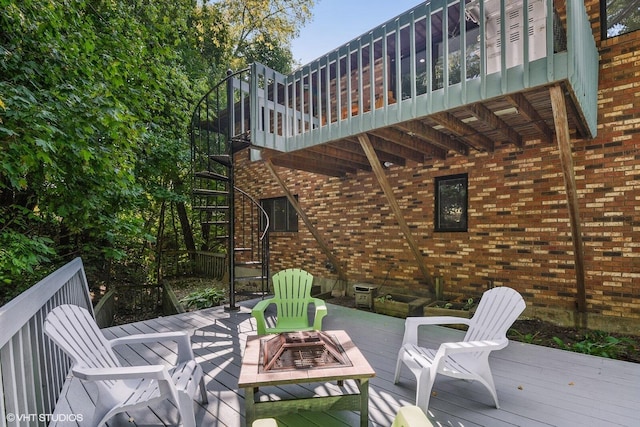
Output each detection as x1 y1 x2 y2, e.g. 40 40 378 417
176 201 196 254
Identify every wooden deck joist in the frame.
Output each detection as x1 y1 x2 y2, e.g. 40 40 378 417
257 83 583 178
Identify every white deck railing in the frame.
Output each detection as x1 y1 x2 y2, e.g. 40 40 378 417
0 258 92 427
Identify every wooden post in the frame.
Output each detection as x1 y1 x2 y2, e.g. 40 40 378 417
549 85 587 324
265 160 348 282
358 134 434 291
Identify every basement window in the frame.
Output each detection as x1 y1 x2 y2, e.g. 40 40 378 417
261 196 298 232
435 174 468 232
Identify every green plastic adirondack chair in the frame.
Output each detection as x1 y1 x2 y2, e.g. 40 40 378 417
252 268 327 335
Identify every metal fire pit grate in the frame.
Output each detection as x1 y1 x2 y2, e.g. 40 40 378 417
260 331 352 372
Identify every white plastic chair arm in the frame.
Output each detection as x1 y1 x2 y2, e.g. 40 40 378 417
72 365 171 382
429 339 508 375
108 331 194 363
438 339 508 355
402 316 472 346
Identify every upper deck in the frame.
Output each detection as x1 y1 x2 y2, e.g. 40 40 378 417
225 0 598 175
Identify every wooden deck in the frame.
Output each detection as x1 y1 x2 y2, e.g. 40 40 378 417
55 301 640 426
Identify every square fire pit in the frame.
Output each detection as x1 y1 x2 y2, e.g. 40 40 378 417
260 331 352 372
238 330 375 427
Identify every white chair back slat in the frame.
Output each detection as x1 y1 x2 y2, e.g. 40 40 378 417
465 287 525 342
44 305 121 370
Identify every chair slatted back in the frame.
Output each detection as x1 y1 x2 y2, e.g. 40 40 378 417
272 268 314 329
465 287 526 343
44 304 121 371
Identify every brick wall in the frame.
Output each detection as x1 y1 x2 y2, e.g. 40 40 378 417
234 1 640 330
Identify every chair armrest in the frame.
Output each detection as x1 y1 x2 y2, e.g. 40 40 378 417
109 331 194 363
407 316 471 328
391 405 432 427
439 338 508 355
311 298 328 330
72 365 170 382
252 298 274 313
429 338 508 373
312 298 327 311
402 316 471 346
251 298 275 335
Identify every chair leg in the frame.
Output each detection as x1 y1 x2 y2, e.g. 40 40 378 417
93 395 118 427
199 376 208 404
393 349 404 384
414 368 436 412
177 391 197 427
476 368 500 408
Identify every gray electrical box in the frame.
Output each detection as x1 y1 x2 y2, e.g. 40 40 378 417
353 284 377 309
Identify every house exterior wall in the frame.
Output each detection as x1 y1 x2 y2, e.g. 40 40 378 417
234 1 640 332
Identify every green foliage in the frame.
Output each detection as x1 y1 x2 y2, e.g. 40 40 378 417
0 0 202 291
218 0 314 71
509 329 542 344
0 0 312 299
552 331 636 359
179 287 226 310
434 297 475 310
375 294 394 303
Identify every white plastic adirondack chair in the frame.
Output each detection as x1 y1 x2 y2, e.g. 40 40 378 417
44 304 207 426
394 286 525 411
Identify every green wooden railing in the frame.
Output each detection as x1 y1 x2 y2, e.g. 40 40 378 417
242 0 596 157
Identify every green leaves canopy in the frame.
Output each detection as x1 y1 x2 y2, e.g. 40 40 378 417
0 0 313 300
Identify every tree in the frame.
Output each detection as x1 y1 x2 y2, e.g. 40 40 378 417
1 0 201 298
215 0 315 72
0 0 314 303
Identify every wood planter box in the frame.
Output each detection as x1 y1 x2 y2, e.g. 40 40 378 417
424 300 477 319
373 294 430 318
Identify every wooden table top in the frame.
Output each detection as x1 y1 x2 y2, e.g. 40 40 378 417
238 330 376 389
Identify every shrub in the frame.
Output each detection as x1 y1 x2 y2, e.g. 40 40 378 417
179 287 226 310
552 331 636 359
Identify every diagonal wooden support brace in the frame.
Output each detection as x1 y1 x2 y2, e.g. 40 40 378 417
358 134 434 292
265 159 347 282
549 84 587 321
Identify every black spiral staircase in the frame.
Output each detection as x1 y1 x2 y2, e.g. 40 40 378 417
190 69 269 309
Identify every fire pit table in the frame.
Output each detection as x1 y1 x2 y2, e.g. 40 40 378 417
238 330 375 426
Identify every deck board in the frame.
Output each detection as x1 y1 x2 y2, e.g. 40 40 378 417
51 301 640 426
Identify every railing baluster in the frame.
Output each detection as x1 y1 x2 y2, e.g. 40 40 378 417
245 0 596 153
1 258 92 425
